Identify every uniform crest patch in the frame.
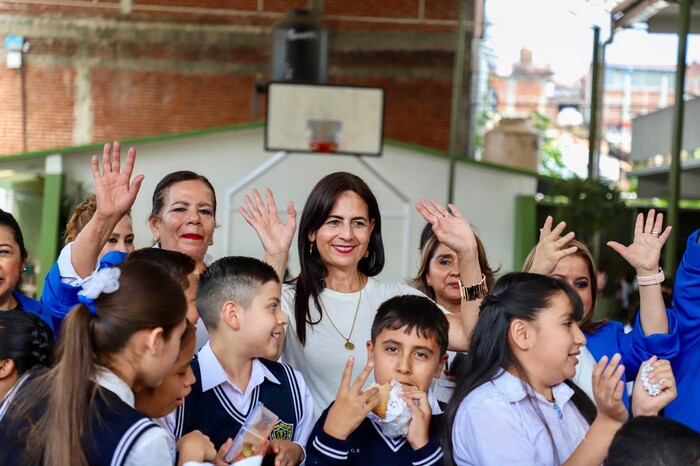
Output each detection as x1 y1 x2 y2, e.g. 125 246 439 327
270 420 294 441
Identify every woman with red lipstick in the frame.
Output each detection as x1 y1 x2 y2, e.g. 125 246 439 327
149 171 217 274
242 172 482 419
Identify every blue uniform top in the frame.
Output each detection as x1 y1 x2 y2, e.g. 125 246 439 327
584 309 679 409
14 290 54 335
40 250 127 331
667 229 700 432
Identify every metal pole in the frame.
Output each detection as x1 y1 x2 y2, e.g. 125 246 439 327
588 26 601 180
447 0 468 204
664 0 691 278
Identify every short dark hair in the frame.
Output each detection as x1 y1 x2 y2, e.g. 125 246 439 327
127 248 196 290
150 171 217 219
371 295 449 357
197 256 280 330
605 416 700 466
0 209 27 260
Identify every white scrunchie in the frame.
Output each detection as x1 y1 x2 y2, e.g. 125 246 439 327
79 267 121 300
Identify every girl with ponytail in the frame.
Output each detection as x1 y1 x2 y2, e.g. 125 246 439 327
443 272 677 466
0 259 188 466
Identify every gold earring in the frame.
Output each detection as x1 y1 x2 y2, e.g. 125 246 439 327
209 239 214 246
363 250 369 258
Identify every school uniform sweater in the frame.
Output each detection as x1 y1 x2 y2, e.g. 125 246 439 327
305 395 445 466
0 368 170 466
170 343 314 462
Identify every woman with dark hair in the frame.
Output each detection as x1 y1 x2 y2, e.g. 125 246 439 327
149 170 217 274
0 209 54 333
443 272 677 466
242 173 478 418
0 311 54 405
522 211 678 408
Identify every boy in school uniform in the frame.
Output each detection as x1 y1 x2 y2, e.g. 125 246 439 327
168 256 314 466
305 295 449 466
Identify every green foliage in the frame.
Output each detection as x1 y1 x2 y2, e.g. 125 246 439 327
550 176 626 246
530 111 575 179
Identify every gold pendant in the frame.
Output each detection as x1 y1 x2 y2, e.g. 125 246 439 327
345 341 355 350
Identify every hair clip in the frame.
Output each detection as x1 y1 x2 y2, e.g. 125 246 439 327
78 267 121 317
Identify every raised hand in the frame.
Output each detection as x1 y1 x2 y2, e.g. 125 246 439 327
608 209 671 276
526 216 577 275
631 356 677 417
240 188 296 257
323 357 379 441
592 354 628 424
92 141 144 221
415 199 477 254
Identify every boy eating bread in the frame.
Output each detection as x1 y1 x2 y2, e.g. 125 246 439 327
305 295 449 465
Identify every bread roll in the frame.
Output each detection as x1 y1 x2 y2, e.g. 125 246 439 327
368 382 418 419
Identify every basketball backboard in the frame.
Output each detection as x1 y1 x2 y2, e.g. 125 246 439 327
265 82 385 156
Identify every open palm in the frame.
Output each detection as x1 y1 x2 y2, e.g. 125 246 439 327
608 209 671 274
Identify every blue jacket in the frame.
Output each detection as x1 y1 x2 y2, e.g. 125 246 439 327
40 250 127 331
667 229 700 432
14 290 55 335
585 309 679 409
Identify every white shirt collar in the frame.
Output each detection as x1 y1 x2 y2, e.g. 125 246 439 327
489 370 574 405
198 342 280 393
95 366 135 408
428 388 443 415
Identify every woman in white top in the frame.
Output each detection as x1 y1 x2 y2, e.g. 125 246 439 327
444 272 677 466
241 173 482 418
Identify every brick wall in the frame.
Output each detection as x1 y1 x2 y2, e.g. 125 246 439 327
0 1 466 155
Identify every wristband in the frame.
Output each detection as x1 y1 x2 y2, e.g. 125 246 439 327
459 275 488 301
637 267 664 286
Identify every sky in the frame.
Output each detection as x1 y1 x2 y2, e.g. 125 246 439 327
484 0 700 85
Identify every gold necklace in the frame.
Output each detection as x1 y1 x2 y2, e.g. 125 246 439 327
319 286 363 350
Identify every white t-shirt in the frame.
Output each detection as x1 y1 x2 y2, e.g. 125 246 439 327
281 278 427 419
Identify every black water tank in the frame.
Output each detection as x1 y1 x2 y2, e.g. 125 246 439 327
270 9 328 83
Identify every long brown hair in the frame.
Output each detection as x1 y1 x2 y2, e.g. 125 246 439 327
411 231 498 301
522 239 607 333
293 172 384 346
12 260 186 466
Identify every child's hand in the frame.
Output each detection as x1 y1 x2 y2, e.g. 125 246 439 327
401 389 432 451
632 356 677 417
269 439 304 466
323 356 379 440
176 430 217 465
592 354 628 425
212 438 233 466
